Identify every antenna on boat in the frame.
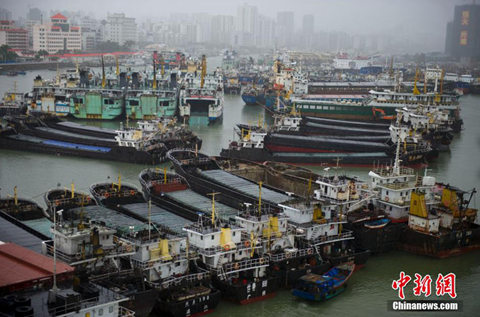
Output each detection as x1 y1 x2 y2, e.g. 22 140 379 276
148 199 152 240
164 167 167 184
49 206 63 303
258 181 263 216
208 192 220 226
152 53 157 90
200 55 206 89
101 55 106 89
115 55 120 77
13 186 18 206
71 182 75 199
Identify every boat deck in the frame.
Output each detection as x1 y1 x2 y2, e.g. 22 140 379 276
121 203 191 235
7 134 112 152
0 216 46 253
22 218 53 238
35 127 115 143
200 170 291 204
55 121 117 136
165 189 238 221
71 205 148 232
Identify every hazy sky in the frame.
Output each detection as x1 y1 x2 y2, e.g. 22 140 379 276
1 0 469 36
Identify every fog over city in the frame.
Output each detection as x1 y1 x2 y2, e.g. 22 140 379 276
0 0 472 53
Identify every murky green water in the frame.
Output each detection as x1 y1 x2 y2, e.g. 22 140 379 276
0 68 479 316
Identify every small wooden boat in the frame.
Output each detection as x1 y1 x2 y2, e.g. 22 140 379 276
292 262 355 301
364 218 390 229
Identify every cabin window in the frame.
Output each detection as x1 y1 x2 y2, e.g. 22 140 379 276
129 100 139 106
104 99 114 105
232 232 236 236
200 236 203 240
386 191 389 195
211 235 214 240
109 306 114 313
175 262 181 267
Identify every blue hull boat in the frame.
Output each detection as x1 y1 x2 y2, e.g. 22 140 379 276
292 262 355 302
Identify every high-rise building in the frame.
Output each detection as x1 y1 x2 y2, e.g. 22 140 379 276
27 8 42 22
0 20 28 51
0 8 12 21
302 14 314 49
302 14 314 34
445 3 480 60
105 13 137 45
276 11 294 47
212 15 234 45
32 13 82 53
235 3 258 46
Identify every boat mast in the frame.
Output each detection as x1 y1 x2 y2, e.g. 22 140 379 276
101 55 106 89
258 181 263 216
208 192 220 226
200 55 206 89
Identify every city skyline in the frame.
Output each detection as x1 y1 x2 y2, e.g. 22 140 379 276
0 0 472 54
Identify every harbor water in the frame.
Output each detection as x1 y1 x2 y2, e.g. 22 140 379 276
1 69 479 316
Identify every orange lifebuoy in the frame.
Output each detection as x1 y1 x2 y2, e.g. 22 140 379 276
223 244 230 251
104 192 110 198
385 196 389 202
307 248 313 255
86 196 91 202
55 200 60 206
130 190 135 196
244 240 250 248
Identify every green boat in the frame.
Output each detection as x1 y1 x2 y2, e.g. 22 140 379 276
290 90 462 131
125 90 177 120
70 90 124 120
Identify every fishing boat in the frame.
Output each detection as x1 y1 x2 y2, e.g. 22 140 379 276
364 218 390 229
398 185 480 258
183 214 281 304
220 124 432 167
178 55 224 124
292 262 355 301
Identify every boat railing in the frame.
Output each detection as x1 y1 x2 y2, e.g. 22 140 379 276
371 166 415 177
37 285 131 316
151 271 211 289
131 253 189 269
89 269 135 282
42 239 135 265
119 306 136 317
268 248 315 262
305 230 355 246
200 241 262 256
216 257 269 275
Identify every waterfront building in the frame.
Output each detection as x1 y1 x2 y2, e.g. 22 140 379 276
105 13 137 45
32 13 81 53
0 21 28 51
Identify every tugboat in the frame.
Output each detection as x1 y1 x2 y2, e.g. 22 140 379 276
184 213 280 304
292 262 355 302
